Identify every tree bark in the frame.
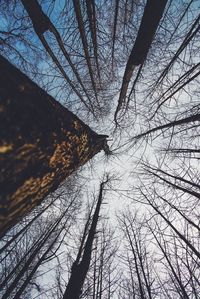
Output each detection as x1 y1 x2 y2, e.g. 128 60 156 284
0 55 108 236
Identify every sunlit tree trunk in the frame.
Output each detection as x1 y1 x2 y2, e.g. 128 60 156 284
0 55 108 236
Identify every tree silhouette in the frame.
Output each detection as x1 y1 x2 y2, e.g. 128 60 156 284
63 176 109 299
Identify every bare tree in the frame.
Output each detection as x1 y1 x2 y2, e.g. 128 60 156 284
20 0 97 116
72 0 98 103
63 176 109 299
114 0 168 122
118 210 155 299
1 1 200 298
0 186 81 298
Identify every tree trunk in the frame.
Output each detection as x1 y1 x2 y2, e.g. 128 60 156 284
0 55 108 236
20 0 51 34
115 0 168 121
72 0 98 102
21 0 96 116
130 0 168 66
63 178 108 299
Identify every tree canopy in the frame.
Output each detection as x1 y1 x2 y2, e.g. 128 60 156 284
0 0 200 298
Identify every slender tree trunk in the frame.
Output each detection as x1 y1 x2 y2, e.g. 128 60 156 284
0 200 72 295
154 68 200 115
115 0 168 120
86 0 101 83
111 0 119 68
0 55 108 236
13 218 70 299
155 14 200 86
143 192 200 259
167 0 194 46
63 177 108 299
129 0 168 66
132 232 152 299
20 0 51 34
150 228 190 299
0 192 60 253
21 0 96 116
124 222 146 299
72 0 99 102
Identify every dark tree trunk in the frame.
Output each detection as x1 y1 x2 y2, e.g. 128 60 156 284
63 178 108 299
0 55 108 236
21 0 51 34
21 0 96 116
115 0 168 120
86 0 101 85
111 0 119 67
130 0 168 66
72 0 98 101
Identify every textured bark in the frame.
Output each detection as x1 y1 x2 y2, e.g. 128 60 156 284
0 55 108 236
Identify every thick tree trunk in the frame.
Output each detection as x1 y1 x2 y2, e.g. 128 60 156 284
0 55 107 236
21 0 51 34
130 0 168 66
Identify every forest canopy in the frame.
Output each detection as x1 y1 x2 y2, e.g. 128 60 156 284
0 0 200 298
